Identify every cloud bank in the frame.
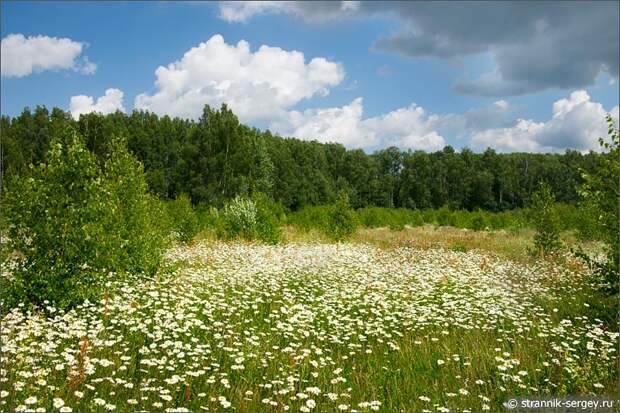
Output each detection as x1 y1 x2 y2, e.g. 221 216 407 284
470 91 619 152
218 1 619 96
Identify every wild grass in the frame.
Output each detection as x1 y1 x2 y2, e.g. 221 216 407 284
1 239 616 413
283 224 604 264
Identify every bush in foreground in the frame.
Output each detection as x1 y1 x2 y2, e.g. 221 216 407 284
217 194 282 244
167 194 200 244
219 196 258 240
2 128 167 310
577 115 619 291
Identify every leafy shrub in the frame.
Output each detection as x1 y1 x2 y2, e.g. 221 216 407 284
2 128 167 310
167 194 199 244
324 193 357 241
530 182 562 257
219 196 258 240
195 203 220 231
408 210 425 227
573 203 603 241
471 214 487 231
253 193 282 245
103 140 169 276
356 208 382 228
577 115 619 291
388 221 406 231
435 207 456 227
216 194 282 244
288 204 580 236
287 205 331 232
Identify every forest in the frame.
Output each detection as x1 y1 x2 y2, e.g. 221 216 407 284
0 104 605 211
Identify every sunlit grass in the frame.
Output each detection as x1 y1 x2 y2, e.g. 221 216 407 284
1 239 616 412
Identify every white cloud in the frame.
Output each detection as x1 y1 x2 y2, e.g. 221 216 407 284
272 90 617 153
134 34 344 121
275 97 375 147
69 88 125 120
1 33 96 77
218 1 358 23
272 98 446 151
470 90 619 152
436 99 515 138
218 1 284 22
79 57 98 75
363 103 445 151
219 2 619 96
470 119 546 152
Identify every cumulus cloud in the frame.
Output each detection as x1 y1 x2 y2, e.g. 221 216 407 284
219 1 619 96
272 98 446 151
134 34 344 121
363 102 446 151
272 91 617 153
1 33 96 77
470 90 619 152
69 88 125 120
274 98 375 147
436 100 515 138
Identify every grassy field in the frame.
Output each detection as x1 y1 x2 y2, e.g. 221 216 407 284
1 228 617 412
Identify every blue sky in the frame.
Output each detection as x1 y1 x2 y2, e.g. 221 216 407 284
1 1 619 153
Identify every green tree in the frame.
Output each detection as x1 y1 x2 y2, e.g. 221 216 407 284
2 127 167 310
253 192 282 245
578 114 619 288
325 192 357 241
531 181 562 257
167 194 200 244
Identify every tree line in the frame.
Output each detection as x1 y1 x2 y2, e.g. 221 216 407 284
0 104 606 211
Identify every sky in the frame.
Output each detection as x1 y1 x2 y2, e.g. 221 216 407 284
1 1 619 153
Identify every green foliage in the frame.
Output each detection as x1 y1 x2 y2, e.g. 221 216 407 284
572 203 602 241
356 207 382 228
216 194 282 244
219 196 258 240
167 194 200 244
530 182 562 257
470 214 487 231
1 105 609 213
253 193 283 245
2 128 167 310
435 207 456 227
451 244 468 253
195 203 220 231
354 207 420 230
102 139 169 276
286 205 332 233
288 204 574 236
577 115 619 290
324 193 357 241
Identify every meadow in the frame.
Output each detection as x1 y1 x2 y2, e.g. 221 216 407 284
1 113 617 413
1 226 617 413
